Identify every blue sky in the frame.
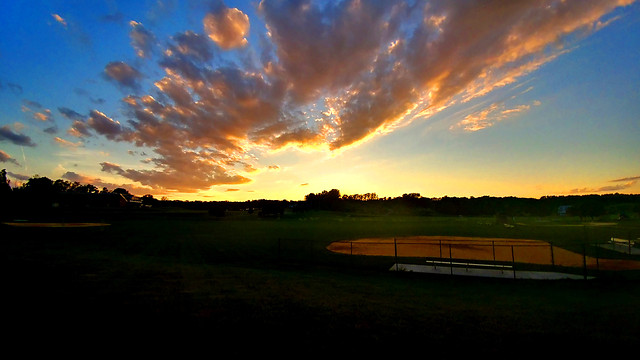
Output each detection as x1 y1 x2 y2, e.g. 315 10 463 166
1 0 639 201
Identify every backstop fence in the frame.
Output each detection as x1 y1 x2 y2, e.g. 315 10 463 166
319 237 640 279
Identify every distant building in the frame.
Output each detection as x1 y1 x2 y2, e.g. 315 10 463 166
557 205 572 216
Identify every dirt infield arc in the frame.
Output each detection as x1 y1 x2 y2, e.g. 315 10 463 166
327 236 640 271
3 222 110 228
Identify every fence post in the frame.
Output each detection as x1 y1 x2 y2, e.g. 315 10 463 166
595 242 599 271
582 244 587 280
492 240 496 262
511 245 516 279
394 238 398 271
449 244 453 275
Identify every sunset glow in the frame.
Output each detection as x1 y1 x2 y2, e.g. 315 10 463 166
1 0 639 201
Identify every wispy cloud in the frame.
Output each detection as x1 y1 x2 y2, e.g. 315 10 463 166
51 13 67 28
451 100 540 132
54 137 83 148
570 175 640 194
610 175 640 182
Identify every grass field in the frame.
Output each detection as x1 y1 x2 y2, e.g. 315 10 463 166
4 210 640 356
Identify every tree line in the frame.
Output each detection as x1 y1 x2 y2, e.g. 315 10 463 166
301 188 640 219
2 171 640 220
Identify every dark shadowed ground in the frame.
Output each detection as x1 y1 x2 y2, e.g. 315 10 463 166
4 213 640 357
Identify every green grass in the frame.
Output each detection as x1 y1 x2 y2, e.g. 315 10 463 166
4 211 640 356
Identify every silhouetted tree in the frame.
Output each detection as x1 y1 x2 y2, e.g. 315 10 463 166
305 189 342 210
0 169 10 195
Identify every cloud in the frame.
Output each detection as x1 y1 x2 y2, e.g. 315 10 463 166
52 13 67 28
58 107 85 122
570 182 637 194
7 171 30 182
0 149 20 165
610 175 640 182
100 156 251 193
21 100 54 123
451 100 540 132
171 30 214 62
87 110 125 140
103 61 142 90
129 21 157 58
4 82 23 95
570 175 640 194
54 137 83 148
50 12 92 47
61 171 151 194
65 0 635 194
0 125 36 147
203 6 250 49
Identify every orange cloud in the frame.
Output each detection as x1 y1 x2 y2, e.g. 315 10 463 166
451 100 540 132
52 14 67 28
204 6 250 49
0 149 20 165
54 137 82 148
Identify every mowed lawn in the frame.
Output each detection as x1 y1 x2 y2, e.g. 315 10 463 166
4 211 640 357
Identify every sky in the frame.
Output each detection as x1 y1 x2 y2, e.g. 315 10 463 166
1 0 639 201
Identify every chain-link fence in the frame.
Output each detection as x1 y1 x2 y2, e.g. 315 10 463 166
324 236 640 279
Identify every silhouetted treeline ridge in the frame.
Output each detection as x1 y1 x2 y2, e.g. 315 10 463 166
300 189 640 219
1 172 640 221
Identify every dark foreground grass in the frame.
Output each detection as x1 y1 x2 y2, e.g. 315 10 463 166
4 211 640 357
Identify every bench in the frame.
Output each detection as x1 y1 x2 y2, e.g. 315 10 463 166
425 260 513 270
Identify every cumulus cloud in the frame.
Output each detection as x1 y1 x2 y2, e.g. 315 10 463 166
203 6 250 49
100 157 250 193
58 107 85 122
171 30 214 62
129 21 157 58
0 149 20 165
65 0 635 194
87 110 125 140
104 61 142 90
21 100 54 123
0 125 36 147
